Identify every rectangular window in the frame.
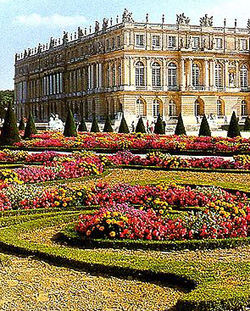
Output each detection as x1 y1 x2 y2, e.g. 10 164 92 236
241 39 247 50
136 34 144 47
168 36 176 48
215 38 223 49
117 36 121 47
106 39 110 49
152 35 160 48
112 38 115 49
193 37 200 49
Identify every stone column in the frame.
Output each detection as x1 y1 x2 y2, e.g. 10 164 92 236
236 60 240 88
210 59 215 90
204 59 209 90
98 63 102 88
88 66 91 89
225 60 229 89
162 58 167 91
96 63 99 89
181 58 186 91
146 57 152 90
187 58 193 88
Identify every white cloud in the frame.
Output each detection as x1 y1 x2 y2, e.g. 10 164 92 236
15 13 87 28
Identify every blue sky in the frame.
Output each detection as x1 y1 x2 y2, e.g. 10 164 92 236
0 0 249 90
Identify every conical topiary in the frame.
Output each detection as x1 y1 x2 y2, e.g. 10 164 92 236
19 117 25 131
227 111 241 138
90 115 100 133
199 115 211 137
103 115 113 132
243 116 250 131
154 115 165 134
0 102 21 145
78 117 87 132
135 117 146 133
24 112 37 139
175 113 186 135
63 109 77 137
118 115 129 133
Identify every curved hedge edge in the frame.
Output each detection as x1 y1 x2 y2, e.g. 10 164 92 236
2 145 250 157
118 164 250 174
59 224 250 252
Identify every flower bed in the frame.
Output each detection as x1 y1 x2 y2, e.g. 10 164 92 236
12 132 250 154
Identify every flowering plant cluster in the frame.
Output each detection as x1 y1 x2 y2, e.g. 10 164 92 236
13 132 250 154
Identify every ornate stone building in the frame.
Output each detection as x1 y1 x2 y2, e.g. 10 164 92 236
14 9 250 127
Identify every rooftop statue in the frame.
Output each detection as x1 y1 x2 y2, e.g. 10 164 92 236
122 8 134 23
200 14 213 27
62 31 69 44
49 37 55 49
78 27 84 38
95 21 100 32
176 13 190 25
247 19 250 32
102 18 109 31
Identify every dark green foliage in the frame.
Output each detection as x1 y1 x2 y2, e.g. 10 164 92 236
175 113 186 135
118 115 129 133
78 117 87 132
227 111 241 138
243 116 250 131
24 112 37 139
135 117 146 133
19 117 25 131
198 115 211 137
90 115 100 133
0 90 14 118
154 115 165 134
0 102 20 145
103 115 113 132
63 109 77 137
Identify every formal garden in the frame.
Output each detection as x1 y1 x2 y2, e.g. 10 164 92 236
0 103 250 310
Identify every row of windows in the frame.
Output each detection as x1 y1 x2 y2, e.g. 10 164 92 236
135 61 249 88
135 99 248 118
135 34 248 50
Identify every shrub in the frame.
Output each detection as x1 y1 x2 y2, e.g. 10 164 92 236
243 116 250 131
63 109 77 137
198 115 211 137
0 103 21 146
90 115 100 133
118 115 129 133
24 112 37 139
154 115 165 134
78 117 87 132
103 115 113 133
227 111 241 138
19 117 25 131
175 113 186 135
135 117 146 133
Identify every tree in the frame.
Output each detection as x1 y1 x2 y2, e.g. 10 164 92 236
135 117 146 133
174 113 186 135
227 111 241 138
24 112 37 139
0 102 21 145
243 116 250 131
63 109 77 137
118 114 130 133
0 90 14 119
90 115 100 132
103 115 113 132
78 117 87 132
154 115 165 134
199 115 211 137
19 117 25 131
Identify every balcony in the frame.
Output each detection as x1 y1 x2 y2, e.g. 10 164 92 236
193 85 205 91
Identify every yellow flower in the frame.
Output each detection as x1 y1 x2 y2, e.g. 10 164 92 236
109 231 116 238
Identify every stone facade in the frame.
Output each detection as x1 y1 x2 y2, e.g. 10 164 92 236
14 9 250 127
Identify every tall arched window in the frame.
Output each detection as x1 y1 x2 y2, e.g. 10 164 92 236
217 100 223 116
194 100 201 117
241 100 247 116
192 63 200 87
136 99 145 116
169 100 177 117
153 99 160 117
135 61 145 86
240 65 248 89
168 62 177 87
152 62 161 86
215 64 223 88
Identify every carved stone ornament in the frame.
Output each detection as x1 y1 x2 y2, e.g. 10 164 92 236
176 13 190 25
95 21 100 32
102 18 109 30
247 19 250 33
78 27 84 38
200 14 213 27
122 8 134 23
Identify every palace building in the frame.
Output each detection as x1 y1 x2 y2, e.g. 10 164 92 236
14 9 250 128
